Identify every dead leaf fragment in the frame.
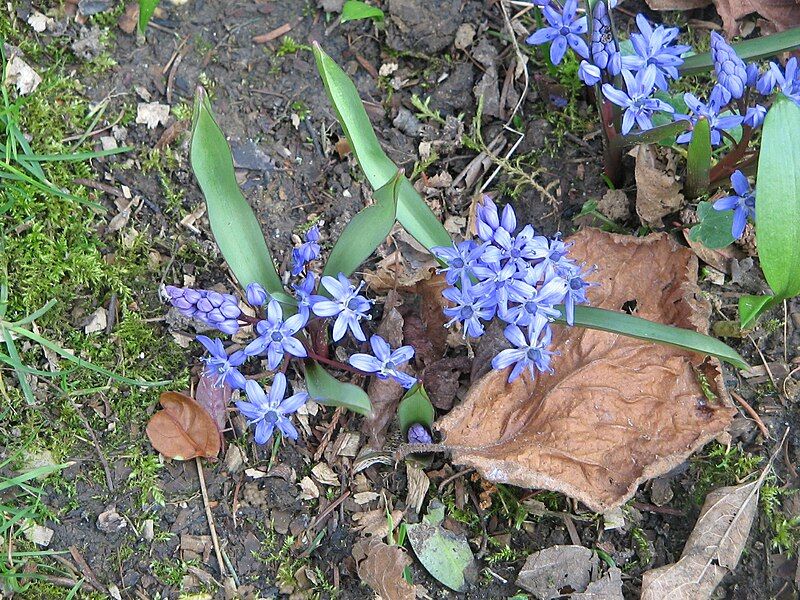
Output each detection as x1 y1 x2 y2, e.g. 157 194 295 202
136 102 170 129
405 463 430 514
353 509 403 538
311 463 339 486
195 371 230 433
352 538 415 600
146 392 221 460
634 144 684 227
641 468 770 599
712 0 800 36
5 55 42 96
516 545 599 600
437 230 735 512
299 476 320 501
646 0 711 10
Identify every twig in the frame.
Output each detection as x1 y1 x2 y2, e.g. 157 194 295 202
630 501 686 517
437 467 475 492
562 514 581 546
73 404 114 492
393 443 452 461
748 335 779 394
195 458 227 578
498 0 529 127
730 390 771 440
309 490 351 531
68 546 106 593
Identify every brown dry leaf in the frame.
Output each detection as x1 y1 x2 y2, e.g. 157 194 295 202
364 226 438 292
682 228 745 274
646 0 712 11
712 0 800 36
641 465 772 599
352 509 404 538
634 144 684 227
516 545 600 599
436 230 735 512
352 538 415 600
195 371 230 433
406 462 431 514
146 392 221 460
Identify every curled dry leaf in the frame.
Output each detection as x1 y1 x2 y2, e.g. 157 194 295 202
146 392 221 460
634 145 684 228
437 230 735 512
711 0 800 36
352 538 415 600
516 545 600 600
640 464 772 599
646 0 712 11
195 371 230 432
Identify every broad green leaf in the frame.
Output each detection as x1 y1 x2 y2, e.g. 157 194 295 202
190 88 284 298
739 294 775 329
685 117 711 199
138 0 161 34
304 361 371 415
397 383 435 437
341 0 384 23
614 119 689 148
312 43 451 251
680 27 800 76
323 170 401 280
556 306 749 369
755 95 800 299
689 201 735 249
406 501 475 592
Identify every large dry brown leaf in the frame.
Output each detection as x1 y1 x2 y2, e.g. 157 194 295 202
634 145 684 228
646 0 712 11
352 538 415 600
436 230 735 512
640 466 771 599
712 0 800 36
146 392 221 460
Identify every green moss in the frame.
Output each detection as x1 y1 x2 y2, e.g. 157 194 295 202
690 443 763 504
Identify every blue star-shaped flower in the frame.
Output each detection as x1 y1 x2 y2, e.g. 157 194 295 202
491 315 557 383
674 92 743 146
525 0 589 66
442 279 496 339
348 335 417 389
196 335 247 389
236 375 307 443
601 66 674 134
244 300 308 370
620 14 689 90
712 170 756 239
312 273 373 342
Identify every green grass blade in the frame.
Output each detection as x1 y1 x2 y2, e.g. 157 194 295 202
685 117 711 199
190 87 283 296
323 170 401 280
679 27 800 75
312 43 451 250
16 147 131 161
2 329 35 404
138 0 161 34
0 464 66 493
304 361 371 415
10 299 57 326
557 305 749 369
9 325 168 387
755 95 800 299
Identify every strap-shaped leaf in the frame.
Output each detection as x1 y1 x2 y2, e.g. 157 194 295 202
739 294 775 329
756 95 800 299
190 87 283 297
138 0 161 34
556 306 749 369
324 170 402 279
397 383 435 437
304 360 372 415
679 27 800 75
614 119 690 149
312 43 451 251
685 117 711 199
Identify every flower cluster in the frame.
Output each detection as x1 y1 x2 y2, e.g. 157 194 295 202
164 226 416 444
432 198 593 383
524 2 795 141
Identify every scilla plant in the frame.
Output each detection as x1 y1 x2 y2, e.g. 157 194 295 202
524 0 800 328
168 45 747 447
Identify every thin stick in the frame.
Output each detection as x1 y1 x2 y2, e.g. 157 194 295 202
748 335 779 393
196 458 227 578
730 390 771 440
438 467 475 492
73 404 114 492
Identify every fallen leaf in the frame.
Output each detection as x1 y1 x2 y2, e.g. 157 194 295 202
573 567 624 599
646 0 711 10
353 509 403 538
146 392 221 460
353 491 380 504
683 228 745 274
437 230 735 512
5 54 42 96
420 357 470 410
634 144 684 227
118 3 139 34
516 545 599 600
195 371 230 433
405 462 430 514
641 465 772 599
311 463 339 486
299 476 320 500
352 538 415 600
83 307 108 334
27 12 55 32
712 0 800 36
22 522 54 547
136 102 170 129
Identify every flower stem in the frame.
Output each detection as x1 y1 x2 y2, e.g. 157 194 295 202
301 343 369 377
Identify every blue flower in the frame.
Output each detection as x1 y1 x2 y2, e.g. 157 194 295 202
244 300 308 370
601 66 674 134
578 60 602 86
525 0 589 65
431 240 487 285
196 335 247 389
491 316 557 383
292 273 317 316
756 66 779 95
348 335 417 388
312 273 373 342
745 63 760 87
165 286 242 335
590 1 621 76
743 104 766 128
442 279 495 339
502 275 568 326
621 14 689 90
246 282 269 307
475 196 517 243
674 93 743 146
235 375 307 443
482 225 549 272
557 262 595 326
472 261 529 314
710 32 747 103
407 423 432 444
291 225 321 276
767 57 800 106
712 170 755 239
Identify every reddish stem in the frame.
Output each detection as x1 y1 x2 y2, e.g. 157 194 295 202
710 125 754 185
301 342 369 377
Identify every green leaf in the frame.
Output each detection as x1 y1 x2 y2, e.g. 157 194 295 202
312 43 451 251
679 27 800 76
304 361 371 415
406 501 475 592
341 0 384 23
190 87 285 298
2 329 34 405
323 170 401 280
685 117 711 199
614 119 690 148
739 294 775 329
689 201 735 249
556 305 749 370
397 383 435 437
138 0 161 34
755 95 800 299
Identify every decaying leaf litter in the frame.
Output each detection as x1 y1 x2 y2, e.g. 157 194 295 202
2 0 800 599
